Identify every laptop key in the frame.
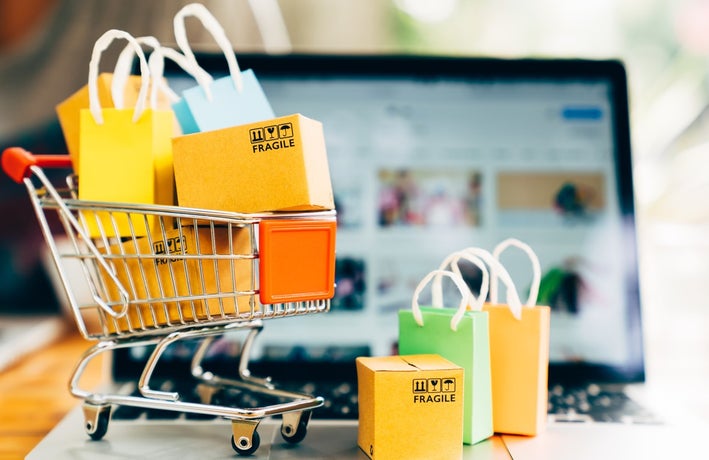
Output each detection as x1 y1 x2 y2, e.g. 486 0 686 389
548 384 662 424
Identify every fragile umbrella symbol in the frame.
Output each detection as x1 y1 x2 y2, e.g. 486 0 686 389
279 124 292 137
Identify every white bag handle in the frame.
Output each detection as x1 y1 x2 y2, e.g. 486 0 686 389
464 247 524 320
411 269 472 332
173 2 242 98
113 37 214 107
111 36 161 109
432 251 489 311
491 238 541 307
88 29 149 125
147 46 215 107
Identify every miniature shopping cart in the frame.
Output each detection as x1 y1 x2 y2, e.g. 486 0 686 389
2 147 337 455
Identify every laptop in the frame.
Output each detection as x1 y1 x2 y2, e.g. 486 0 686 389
27 54 706 459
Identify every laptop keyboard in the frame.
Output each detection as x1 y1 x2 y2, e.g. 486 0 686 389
112 379 359 422
547 384 662 424
112 378 661 425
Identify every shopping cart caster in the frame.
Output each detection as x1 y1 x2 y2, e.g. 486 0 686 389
281 410 311 444
82 403 111 441
231 420 260 456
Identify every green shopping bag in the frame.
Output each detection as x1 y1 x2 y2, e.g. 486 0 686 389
398 268 493 445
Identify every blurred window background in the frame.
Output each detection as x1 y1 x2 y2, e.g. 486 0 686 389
1 0 708 411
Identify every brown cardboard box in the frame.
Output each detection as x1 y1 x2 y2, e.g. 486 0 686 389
356 354 464 460
99 225 253 334
172 113 335 214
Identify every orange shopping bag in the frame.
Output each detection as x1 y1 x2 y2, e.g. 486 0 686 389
77 30 175 237
476 239 551 436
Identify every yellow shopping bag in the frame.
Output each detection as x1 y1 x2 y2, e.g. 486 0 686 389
78 29 175 238
57 36 169 168
56 74 142 169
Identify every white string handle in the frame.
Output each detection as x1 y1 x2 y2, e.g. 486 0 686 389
432 251 489 311
88 29 150 125
112 36 162 109
173 2 242 97
246 0 293 54
464 247 524 320
148 46 215 107
411 269 472 331
491 238 541 307
113 38 215 106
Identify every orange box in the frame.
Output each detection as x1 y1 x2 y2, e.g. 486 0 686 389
258 219 336 304
356 354 464 460
99 226 253 333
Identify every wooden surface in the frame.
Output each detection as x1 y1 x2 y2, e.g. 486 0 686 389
0 328 104 460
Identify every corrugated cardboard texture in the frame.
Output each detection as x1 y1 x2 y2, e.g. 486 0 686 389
172 113 334 213
356 354 464 460
99 225 253 334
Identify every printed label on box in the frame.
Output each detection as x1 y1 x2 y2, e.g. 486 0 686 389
249 122 296 152
412 377 458 403
356 354 464 460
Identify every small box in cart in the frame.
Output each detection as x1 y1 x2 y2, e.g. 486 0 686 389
172 113 335 214
99 225 253 333
356 354 464 460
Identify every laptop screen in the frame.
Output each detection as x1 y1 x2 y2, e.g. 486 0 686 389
117 54 643 385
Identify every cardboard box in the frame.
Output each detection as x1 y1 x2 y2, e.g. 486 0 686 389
356 354 464 460
172 113 335 214
99 225 253 333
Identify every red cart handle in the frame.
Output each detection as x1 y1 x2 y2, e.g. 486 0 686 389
2 147 72 183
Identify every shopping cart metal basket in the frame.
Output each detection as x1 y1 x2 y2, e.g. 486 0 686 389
2 147 337 455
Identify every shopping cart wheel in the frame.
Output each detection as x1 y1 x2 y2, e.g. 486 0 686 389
82 403 111 441
281 410 310 444
230 420 260 456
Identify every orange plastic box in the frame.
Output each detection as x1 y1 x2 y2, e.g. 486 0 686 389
258 219 336 304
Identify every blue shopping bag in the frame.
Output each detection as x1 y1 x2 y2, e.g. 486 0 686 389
171 3 274 134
